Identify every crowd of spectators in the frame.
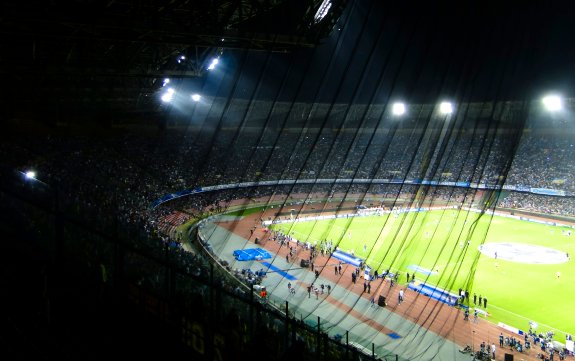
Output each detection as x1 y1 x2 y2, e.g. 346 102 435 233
1 126 574 241
1 125 573 310
497 192 575 217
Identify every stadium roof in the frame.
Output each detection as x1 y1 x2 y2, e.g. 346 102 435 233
0 0 347 124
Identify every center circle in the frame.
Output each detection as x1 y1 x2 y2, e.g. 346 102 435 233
479 242 569 264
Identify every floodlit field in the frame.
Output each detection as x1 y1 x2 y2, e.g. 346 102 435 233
269 209 575 339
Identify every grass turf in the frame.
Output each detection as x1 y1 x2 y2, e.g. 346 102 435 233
269 209 575 339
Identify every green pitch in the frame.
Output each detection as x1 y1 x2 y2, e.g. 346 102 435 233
269 209 575 339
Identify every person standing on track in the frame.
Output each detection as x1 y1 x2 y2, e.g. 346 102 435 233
473 309 478 323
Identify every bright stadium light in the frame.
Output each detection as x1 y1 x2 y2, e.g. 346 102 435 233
207 57 219 70
162 78 170 86
25 170 36 180
161 93 172 103
542 95 562 112
161 88 175 103
191 93 201 102
439 101 453 114
314 0 332 23
392 102 406 116
21 169 51 189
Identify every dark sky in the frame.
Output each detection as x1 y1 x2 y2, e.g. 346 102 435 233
204 0 575 105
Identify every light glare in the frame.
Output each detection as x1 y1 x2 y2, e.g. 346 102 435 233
207 58 219 70
439 102 453 114
542 95 562 111
392 102 406 116
161 89 175 103
191 94 201 102
314 0 332 23
25 171 36 179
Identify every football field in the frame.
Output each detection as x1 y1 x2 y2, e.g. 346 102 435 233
269 208 575 339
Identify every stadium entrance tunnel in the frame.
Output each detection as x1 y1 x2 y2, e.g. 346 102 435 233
479 242 569 264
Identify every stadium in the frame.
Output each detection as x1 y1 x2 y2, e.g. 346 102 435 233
1 1 575 361
161 109 575 361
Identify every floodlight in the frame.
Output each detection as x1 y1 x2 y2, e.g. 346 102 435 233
162 78 170 86
25 170 36 180
207 58 219 70
161 88 175 103
542 95 562 112
314 0 332 23
392 102 406 116
439 101 453 114
191 94 201 102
